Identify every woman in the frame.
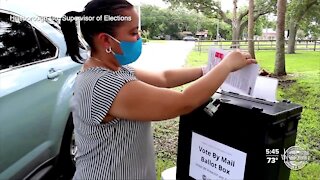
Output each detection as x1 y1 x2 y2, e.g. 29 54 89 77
60 0 256 179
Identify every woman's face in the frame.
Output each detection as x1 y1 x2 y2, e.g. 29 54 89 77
115 7 140 41
108 7 140 54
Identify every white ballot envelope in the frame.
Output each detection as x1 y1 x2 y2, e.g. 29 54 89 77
208 47 278 102
252 76 278 102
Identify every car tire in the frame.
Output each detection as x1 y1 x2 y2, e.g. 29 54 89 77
55 115 76 180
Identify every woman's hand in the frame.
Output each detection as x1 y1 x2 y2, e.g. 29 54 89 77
202 50 257 75
221 50 257 72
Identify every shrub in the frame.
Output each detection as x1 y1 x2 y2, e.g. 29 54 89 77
142 38 149 43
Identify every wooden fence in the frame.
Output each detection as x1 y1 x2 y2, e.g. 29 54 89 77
195 39 320 52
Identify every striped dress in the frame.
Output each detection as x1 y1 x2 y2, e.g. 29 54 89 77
70 66 156 180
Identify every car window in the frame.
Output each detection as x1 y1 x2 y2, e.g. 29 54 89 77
0 13 56 70
34 28 57 59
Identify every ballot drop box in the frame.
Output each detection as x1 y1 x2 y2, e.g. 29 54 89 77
176 91 302 180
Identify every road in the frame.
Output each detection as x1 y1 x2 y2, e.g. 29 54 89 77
131 40 196 71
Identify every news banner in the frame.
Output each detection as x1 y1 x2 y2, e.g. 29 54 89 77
266 146 310 170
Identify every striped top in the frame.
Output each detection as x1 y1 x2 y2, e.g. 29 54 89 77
71 66 156 180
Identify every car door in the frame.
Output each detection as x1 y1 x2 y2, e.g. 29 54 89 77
0 11 79 179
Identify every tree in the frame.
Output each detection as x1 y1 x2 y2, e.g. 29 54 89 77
140 5 166 38
287 0 319 54
141 30 150 39
141 5 222 40
299 5 320 39
248 0 256 58
243 15 273 37
296 29 306 40
164 0 276 43
254 15 270 36
274 0 287 76
232 0 238 47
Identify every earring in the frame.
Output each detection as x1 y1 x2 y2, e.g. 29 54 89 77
106 47 112 53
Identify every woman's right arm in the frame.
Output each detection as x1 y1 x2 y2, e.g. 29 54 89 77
108 51 256 121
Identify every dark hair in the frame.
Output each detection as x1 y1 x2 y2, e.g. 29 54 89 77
60 0 133 63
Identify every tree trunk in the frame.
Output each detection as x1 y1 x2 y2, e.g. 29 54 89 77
231 20 241 47
248 0 255 58
287 21 298 54
231 0 239 48
286 0 317 54
274 0 287 76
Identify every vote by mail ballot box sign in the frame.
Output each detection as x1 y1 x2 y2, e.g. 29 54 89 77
189 132 247 180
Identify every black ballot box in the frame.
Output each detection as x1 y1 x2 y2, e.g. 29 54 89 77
176 91 303 180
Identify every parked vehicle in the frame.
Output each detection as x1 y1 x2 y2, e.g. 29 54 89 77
183 36 199 41
152 35 165 40
0 4 88 179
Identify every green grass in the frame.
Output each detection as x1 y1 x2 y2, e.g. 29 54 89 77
153 117 180 180
156 158 176 180
185 51 209 67
155 50 320 179
290 162 320 180
256 51 320 73
186 50 320 72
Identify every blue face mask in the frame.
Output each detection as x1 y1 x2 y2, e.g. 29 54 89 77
107 34 142 65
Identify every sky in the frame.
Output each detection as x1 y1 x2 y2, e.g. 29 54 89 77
5 0 248 17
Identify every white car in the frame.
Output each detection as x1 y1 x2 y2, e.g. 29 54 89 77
183 36 199 41
0 4 88 179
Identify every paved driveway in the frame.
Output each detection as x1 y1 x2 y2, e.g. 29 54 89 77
131 40 195 71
